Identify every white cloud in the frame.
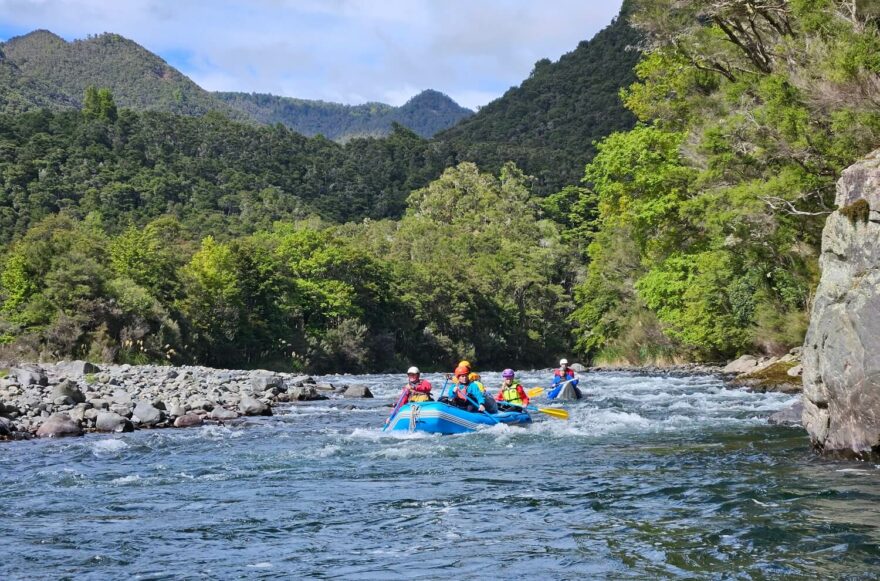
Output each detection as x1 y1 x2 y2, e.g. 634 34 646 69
0 0 625 109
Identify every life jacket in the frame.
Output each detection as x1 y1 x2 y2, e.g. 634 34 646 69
554 368 575 380
499 382 524 405
407 379 431 402
454 383 469 401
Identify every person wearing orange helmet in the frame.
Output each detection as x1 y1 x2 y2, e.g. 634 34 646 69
441 360 472 398
447 364 486 412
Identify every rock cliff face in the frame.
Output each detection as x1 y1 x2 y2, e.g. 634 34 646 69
802 149 880 458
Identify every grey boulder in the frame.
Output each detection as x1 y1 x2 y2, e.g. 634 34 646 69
239 395 272 416
209 407 238 420
51 380 86 404
290 386 327 401
802 148 880 456
723 355 759 374
56 360 101 376
251 374 283 392
36 413 83 438
174 414 204 428
132 402 163 426
95 412 134 433
0 416 15 437
12 366 48 386
112 390 133 405
342 385 374 398
286 375 314 388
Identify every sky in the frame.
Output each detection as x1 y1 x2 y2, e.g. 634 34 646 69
0 0 624 110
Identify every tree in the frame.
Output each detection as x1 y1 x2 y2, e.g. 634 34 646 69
82 86 117 121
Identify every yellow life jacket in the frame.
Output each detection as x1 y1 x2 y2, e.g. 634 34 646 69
499 383 524 405
409 392 430 402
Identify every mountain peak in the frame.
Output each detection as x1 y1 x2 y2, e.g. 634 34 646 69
0 29 245 118
402 90 471 113
216 89 473 140
6 29 66 47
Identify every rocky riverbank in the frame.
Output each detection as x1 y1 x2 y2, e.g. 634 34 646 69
0 361 373 440
587 346 803 394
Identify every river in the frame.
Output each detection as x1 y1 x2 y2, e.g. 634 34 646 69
2 370 878 579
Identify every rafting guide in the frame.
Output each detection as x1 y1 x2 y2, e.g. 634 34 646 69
548 358 582 400
384 366 432 426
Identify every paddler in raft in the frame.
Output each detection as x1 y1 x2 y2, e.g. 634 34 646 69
439 359 473 398
547 358 582 400
440 365 486 413
465 365 497 413
495 368 530 410
385 366 432 426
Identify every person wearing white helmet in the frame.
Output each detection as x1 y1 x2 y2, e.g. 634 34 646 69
548 357 582 400
385 366 434 426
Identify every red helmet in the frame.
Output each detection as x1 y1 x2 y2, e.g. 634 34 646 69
454 365 470 377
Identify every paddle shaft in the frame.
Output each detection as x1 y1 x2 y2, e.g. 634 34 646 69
498 401 569 420
383 388 408 431
466 395 498 424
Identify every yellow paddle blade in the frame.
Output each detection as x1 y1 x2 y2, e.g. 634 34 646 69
527 387 544 398
536 407 569 420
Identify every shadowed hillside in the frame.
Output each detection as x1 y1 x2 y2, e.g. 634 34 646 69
216 89 473 141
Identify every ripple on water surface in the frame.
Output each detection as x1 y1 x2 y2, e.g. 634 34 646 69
1 370 879 579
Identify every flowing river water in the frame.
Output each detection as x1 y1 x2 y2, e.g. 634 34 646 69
2 370 879 579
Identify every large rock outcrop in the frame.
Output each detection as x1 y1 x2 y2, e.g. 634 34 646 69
802 149 880 458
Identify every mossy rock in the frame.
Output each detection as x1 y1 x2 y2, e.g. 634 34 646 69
733 360 801 393
840 198 870 225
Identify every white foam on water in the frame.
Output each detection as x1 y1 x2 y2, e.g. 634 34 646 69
196 425 244 440
90 439 129 455
309 444 342 458
348 427 434 441
111 474 142 484
247 562 273 569
369 445 442 460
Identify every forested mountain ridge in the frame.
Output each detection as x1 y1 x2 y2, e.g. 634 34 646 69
0 108 449 241
0 30 244 118
0 44 79 114
216 89 473 141
0 30 472 139
433 6 641 196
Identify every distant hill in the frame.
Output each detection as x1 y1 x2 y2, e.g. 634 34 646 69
433 5 641 195
0 44 78 113
216 89 473 140
0 30 244 118
0 30 472 138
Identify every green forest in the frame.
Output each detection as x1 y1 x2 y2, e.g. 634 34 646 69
215 89 474 141
0 0 878 372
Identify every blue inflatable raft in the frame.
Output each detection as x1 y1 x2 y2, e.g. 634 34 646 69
385 401 531 434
